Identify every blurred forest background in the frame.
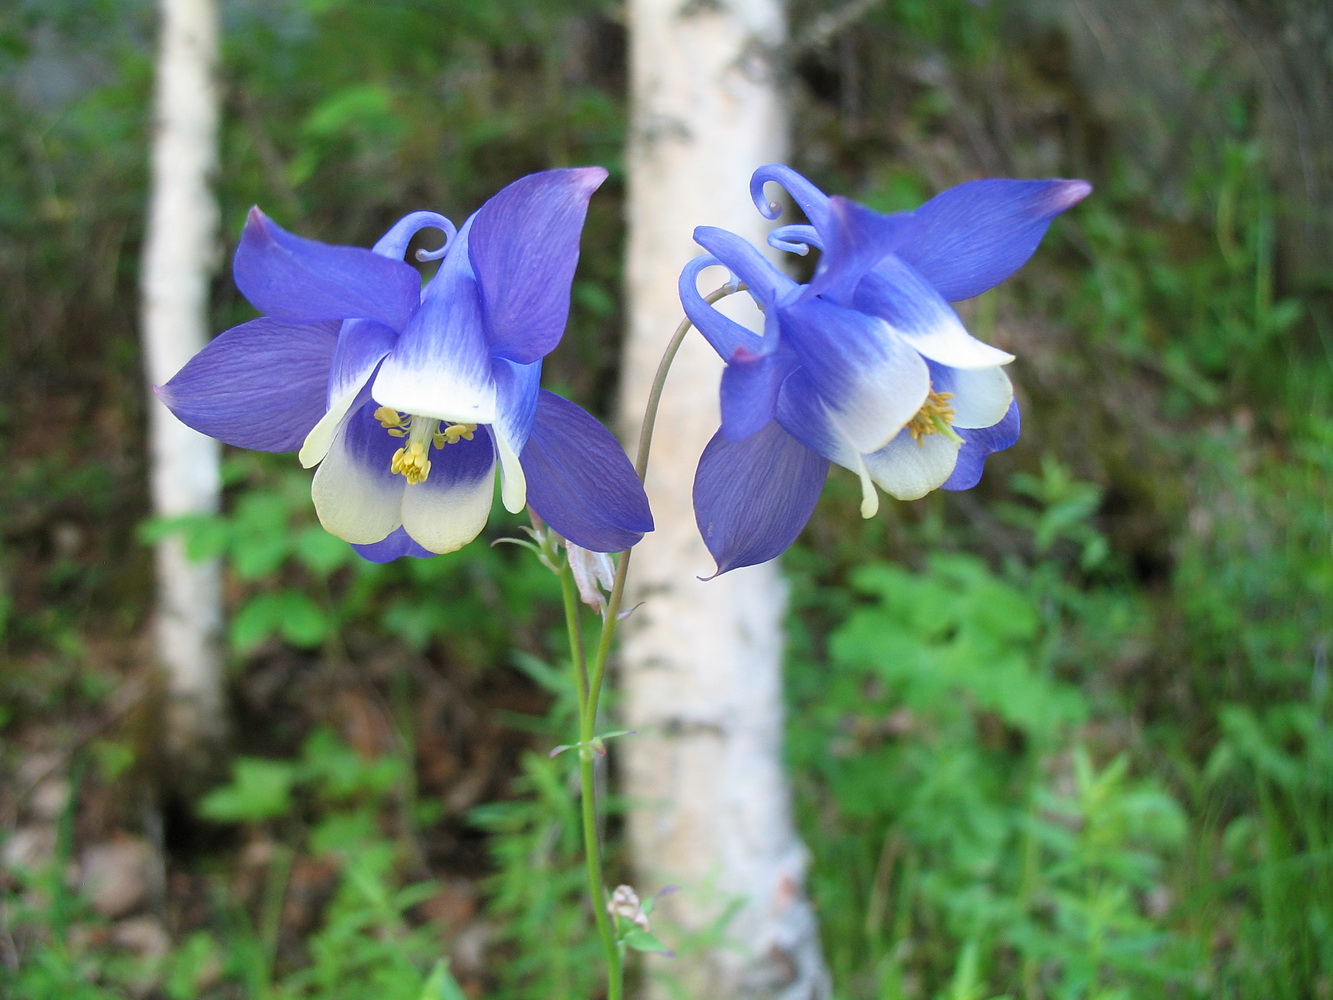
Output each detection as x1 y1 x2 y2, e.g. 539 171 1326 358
1 0 1331 998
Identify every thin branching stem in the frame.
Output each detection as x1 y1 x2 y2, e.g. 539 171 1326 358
569 284 744 998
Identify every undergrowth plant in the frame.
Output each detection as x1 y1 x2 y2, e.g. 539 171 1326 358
788 544 1193 1000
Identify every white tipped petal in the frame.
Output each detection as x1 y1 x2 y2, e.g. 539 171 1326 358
400 460 496 554
781 298 931 455
855 256 1014 369
372 359 498 426
372 247 498 426
939 365 1014 429
863 430 962 501
310 407 404 544
853 453 880 519
493 428 527 514
299 383 364 468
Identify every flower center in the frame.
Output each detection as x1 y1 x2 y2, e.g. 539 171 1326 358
906 389 965 447
374 406 476 485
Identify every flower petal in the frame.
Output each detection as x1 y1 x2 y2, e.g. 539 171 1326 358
300 382 365 470
693 226 799 306
895 178 1092 301
679 253 765 360
780 296 930 454
853 255 1014 369
772 371 883 518
155 318 338 451
693 421 828 576
491 358 542 513
773 369 857 465
399 427 498 554
520 390 653 552
719 348 798 442
929 362 1013 429
372 239 497 425
941 399 1020 491
352 527 435 562
805 196 912 303
769 224 820 256
862 427 961 501
371 211 456 262
467 167 607 365
310 398 406 544
234 208 421 330
750 164 833 231
327 319 398 406
299 320 396 469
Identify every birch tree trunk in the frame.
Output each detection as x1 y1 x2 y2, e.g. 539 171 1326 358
140 0 225 763
620 1 828 997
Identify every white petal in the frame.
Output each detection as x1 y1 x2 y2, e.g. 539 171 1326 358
400 459 496 554
942 365 1014 429
371 254 498 425
299 382 363 469
891 308 1013 370
372 359 498 426
492 426 527 514
783 298 931 455
823 326 931 455
310 409 404 543
863 430 961 501
373 360 498 426
851 452 880 519
857 256 1014 369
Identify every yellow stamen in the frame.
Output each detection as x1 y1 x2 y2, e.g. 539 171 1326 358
381 412 480 485
433 422 476 447
375 406 406 429
906 389 965 447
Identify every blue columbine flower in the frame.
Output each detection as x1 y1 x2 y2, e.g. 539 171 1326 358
682 164 1089 575
157 168 652 561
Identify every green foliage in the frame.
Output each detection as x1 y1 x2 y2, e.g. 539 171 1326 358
456 615 630 998
1199 698 1333 998
2 728 452 1000
140 454 556 659
1000 458 1110 575
789 550 1196 1000
471 750 603 1000
200 756 302 822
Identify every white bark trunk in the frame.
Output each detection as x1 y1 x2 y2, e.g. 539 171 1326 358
140 0 225 758
620 1 828 997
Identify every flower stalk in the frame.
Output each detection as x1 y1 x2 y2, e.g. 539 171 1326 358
561 284 741 999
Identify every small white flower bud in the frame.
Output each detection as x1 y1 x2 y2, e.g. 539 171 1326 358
607 884 650 931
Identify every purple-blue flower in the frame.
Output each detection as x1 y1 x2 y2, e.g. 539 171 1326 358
157 168 652 561
683 164 1090 576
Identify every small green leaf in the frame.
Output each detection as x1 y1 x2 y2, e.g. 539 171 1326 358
295 525 351 574
275 591 329 647
420 959 468 1000
230 530 292 580
622 928 673 956
198 758 299 822
229 593 283 653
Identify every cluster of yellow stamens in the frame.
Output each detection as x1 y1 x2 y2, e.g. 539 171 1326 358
374 406 477 485
906 389 964 447
389 440 433 484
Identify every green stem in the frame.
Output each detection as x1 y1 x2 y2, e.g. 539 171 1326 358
560 565 619 996
588 283 744 708
566 284 743 1000
560 563 590 705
